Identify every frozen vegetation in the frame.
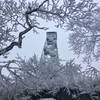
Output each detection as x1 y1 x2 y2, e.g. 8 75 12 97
0 55 100 100
0 0 100 100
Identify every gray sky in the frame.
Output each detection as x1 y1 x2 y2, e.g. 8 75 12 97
0 20 76 75
6 20 75 61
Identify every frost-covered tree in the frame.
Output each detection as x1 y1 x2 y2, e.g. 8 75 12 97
0 0 100 99
0 0 99 81
0 55 100 99
14 55 100 99
0 75 16 100
0 0 99 80
0 0 99 57
68 0 100 61
14 56 82 97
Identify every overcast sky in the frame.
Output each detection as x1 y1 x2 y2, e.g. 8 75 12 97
5 19 75 60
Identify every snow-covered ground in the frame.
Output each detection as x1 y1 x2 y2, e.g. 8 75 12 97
39 98 56 100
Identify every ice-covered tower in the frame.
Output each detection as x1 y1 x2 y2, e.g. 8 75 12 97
41 32 59 61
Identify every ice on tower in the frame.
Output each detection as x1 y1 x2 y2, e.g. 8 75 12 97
41 32 59 61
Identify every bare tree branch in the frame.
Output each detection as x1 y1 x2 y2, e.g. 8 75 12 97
26 0 49 14
0 27 32 56
0 0 49 56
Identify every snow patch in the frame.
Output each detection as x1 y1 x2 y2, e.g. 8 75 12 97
39 98 56 100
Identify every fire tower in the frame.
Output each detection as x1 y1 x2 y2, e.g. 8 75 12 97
41 32 59 61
